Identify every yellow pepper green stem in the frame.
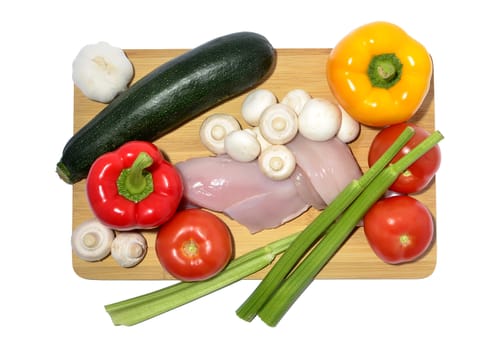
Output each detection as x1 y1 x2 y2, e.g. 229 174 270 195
368 53 403 89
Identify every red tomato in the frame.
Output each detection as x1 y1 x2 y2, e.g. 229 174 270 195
368 122 441 194
155 209 233 281
363 195 434 264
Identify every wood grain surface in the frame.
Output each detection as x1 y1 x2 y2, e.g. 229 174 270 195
72 48 436 280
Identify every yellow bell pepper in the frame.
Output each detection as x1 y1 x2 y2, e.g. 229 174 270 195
326 21 433 127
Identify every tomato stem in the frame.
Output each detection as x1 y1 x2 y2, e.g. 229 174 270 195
400 234 411 247
182 240 199 257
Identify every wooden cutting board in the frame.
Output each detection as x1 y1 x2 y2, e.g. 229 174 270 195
72 48 436 280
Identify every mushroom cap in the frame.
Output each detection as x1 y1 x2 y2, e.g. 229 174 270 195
258 144 296 180
336 106 361 143
298 98 342 141
111 233 148 268
241 89 277 126
259 103 298 145
199 113 241 154
71 218 115 262
224 129 261 162
281 89 312 115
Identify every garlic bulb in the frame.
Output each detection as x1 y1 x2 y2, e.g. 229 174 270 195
72 41 134 103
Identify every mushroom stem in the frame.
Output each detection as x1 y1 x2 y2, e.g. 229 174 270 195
258 145 296 181
111 232 148 268
200 113 241 154
82 232 99 248
259 104 298 145
72 218 115 262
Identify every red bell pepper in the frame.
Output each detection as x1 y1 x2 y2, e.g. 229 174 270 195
86 141 183 231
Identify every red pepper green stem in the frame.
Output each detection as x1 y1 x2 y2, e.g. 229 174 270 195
368 53 403 89
117 152 154 202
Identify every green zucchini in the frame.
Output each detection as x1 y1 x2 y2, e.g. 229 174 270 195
57 32 276 184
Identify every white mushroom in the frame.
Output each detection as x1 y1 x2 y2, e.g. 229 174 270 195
199 113 241 154
259 103 298 145
258 145 297 180
111 232 148 268
241 89 278 126
336 106 361 143
71 218 115 262
224 129 261 162
281 89 312 115
298 98 342 141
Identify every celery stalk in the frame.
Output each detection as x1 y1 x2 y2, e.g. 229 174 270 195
257 130 444 327
105 231 299 326
235 126 417 322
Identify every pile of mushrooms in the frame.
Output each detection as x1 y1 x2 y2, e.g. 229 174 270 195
71 218 147 268
199 88 360 181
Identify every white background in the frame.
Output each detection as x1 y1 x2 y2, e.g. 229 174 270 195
2 0 491 349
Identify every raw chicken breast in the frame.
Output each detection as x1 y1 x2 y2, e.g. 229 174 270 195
175 156 309 233
175 135 362 233
286 134 362 206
